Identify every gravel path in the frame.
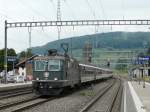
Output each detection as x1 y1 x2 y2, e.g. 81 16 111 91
22 79 113 112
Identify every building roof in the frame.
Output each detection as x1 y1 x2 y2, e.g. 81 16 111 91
15 55 38 68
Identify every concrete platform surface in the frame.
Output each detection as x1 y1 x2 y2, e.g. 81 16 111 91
0 81 32 91
122 81 137 112
129 81 150 112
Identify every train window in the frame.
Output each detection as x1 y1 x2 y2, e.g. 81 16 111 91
34 60 46 71
48 60 61 71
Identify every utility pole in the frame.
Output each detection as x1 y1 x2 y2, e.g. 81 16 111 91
57 0 61 40
28 27 31 51
4 20 7 84
70 37 72 57
28 27 32 58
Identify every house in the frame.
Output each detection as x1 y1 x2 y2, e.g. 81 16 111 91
15 55 38 80
132 66 150 78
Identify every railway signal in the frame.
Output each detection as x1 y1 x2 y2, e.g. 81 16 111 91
107 61 110 67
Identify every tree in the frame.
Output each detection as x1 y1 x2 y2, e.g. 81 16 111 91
19 49 33 60
19 51 26 59
0 48 17 72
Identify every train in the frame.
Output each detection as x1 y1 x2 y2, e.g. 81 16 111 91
32 50 113 95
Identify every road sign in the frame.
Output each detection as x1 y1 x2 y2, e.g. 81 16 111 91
7 56 17 62
139 57 149 61
136 56 150 64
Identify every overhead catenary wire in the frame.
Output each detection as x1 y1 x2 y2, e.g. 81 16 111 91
96 0 108 33
0 8 53 52
16 0 49 20
63 0 76 20
84 0 96 19
84 0 101 49
48 0 57 19
0 1 56 39
97 0 107 20
121 0 125 20
0 12 13 20
13 0 54 41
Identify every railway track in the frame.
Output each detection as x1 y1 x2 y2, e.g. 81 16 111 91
0 87 33 100
0 79 117 112
79 78 122 112
110 79 123 112
11 97 55 112
11 79 115 112
0 95 55 112
0 95 40 110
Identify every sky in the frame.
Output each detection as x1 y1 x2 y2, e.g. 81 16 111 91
0 0 150 52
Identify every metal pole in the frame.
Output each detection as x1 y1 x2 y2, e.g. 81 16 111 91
4 20 7 84
139 69 141 85
13 61 14 76
70 37 72 57
143 64 145 88
57 0 61 40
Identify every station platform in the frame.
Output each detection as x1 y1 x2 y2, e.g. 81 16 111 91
0 81 32 91
123 80 150 112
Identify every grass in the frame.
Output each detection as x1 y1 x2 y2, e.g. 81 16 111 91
145 77 150 82
79 90 95 97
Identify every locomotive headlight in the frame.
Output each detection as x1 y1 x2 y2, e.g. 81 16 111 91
44 72 49 78
54 77 58 81
36 77 39 80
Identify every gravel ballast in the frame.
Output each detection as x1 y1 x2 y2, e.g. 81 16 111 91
22 79 113 112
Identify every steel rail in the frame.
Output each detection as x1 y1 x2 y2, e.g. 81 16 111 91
0 88 33 100
0 95 40 110
79 78 116 112
12 97 55 112
110 79 123 112
0 90 32 100
0 86 32 95
106 79 122 112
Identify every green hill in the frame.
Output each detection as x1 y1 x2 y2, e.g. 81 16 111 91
32 32 150 54
30 31 150 70
31 31 150 55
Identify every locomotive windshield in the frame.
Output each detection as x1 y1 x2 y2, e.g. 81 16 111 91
48 60 60 71
34 59 61 71
35 60 46 71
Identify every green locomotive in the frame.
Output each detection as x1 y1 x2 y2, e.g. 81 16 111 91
32 50 112 95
